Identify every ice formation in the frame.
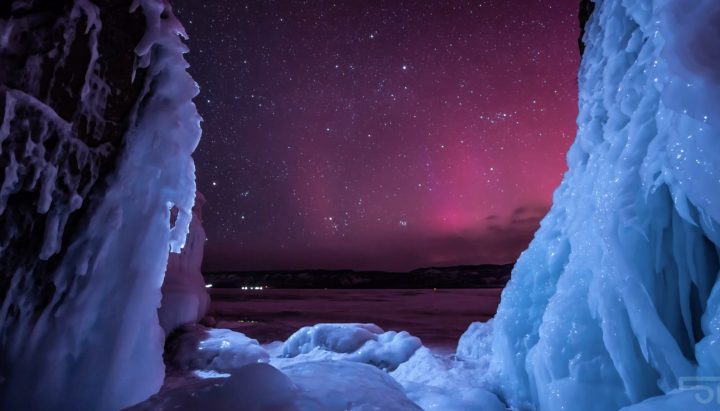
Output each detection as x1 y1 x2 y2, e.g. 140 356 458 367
139 324 425 410
128 363 299 411
167 326 269 373
158 192 210 334
280 323 422 371
391 347 505 411
456 319 494 363
485 0 720 410
0 1 200 409
280 360 422 411
134 360 423 411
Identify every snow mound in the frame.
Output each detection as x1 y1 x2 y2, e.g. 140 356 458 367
280 360 423 411
167 326 269 373
281 323 422 370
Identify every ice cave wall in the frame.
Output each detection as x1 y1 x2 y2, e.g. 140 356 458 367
0 1 200 410
490 0 720 410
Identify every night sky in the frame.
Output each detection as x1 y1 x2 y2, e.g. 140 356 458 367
172 1 580 272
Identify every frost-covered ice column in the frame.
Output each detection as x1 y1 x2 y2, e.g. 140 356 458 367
0 1 200 410
488 0 720 410
159 192 210 334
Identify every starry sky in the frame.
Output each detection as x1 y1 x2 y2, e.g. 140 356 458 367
172 0 581 272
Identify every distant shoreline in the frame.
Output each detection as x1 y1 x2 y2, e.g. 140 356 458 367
203 264 512 289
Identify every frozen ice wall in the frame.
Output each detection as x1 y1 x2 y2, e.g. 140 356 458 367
0 1 200 410
489 0 720 410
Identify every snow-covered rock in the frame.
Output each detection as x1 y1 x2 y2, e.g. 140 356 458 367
486 0 720 410
159 192 210 334
280 323 422 371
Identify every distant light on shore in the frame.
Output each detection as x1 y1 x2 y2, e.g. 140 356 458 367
241 286 264 290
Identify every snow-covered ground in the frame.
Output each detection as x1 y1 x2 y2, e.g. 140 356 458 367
132 322 506 411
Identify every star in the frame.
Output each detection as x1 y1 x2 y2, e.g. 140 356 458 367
173 0 580 270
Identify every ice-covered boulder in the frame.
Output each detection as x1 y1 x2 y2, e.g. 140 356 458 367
158 192 210 334
127 363 299 411
280 323 422 371
133 359 422 411
484 0 720 410
281 360 423 411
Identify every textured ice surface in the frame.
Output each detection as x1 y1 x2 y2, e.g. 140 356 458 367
157 323 426 409
456 319 493 363
283 323 384 355
166 326 269 373
159 192 210 334
391 347 504 411
134 361 422 411
128 363 298 411
280 323 422 371
136 328 422 411
281 360 422 411
0 1 201 409
484 0 720 410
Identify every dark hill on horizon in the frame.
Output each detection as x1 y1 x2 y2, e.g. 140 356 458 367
203 264 512 289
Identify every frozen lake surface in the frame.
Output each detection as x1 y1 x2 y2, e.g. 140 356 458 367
207 288 502 351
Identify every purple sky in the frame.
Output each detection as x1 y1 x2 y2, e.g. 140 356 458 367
173 1 581 271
